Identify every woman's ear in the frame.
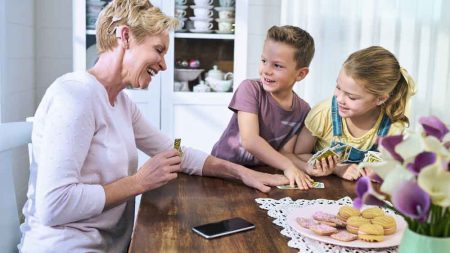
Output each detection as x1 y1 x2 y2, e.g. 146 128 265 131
116 25 130 49
296 67 309 81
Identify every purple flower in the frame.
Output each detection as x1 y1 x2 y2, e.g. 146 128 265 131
354 177 385 209
406 152 437 175
379 135 404 162
391 180 430 222
419 116 449 142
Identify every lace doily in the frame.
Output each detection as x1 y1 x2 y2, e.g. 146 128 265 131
255 197 398 253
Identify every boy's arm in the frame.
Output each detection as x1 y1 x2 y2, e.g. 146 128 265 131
285 126 335 177
237 111 312 188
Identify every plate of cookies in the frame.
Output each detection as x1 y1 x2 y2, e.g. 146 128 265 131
286 204 407 248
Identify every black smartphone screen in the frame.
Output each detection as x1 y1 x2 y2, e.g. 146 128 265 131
192 217 255 239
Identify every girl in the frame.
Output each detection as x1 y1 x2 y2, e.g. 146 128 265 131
292 46 416 180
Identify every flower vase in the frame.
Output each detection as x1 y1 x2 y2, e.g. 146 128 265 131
398 228 450 253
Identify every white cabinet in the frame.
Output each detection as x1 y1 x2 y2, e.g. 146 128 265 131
73 0 248 154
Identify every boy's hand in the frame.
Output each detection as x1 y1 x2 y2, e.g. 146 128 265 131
283 167 313 190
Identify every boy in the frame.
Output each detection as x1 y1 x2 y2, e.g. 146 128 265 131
211 25 315 189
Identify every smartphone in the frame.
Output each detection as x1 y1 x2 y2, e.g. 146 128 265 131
192 217 255 239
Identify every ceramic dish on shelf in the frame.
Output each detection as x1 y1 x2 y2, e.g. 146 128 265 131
188 29 214 33
190 5 214 9
215 18 235 23
189 17 213 21
175 29 188 33
175 5 188 10
214 6 235 11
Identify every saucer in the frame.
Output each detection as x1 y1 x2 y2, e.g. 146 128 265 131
215 18 235 23
190 5 214 9
189 29 214 33
189 17 213 21
175 29 188 33
214 6 235 11
175 5 188 10
215 30 234 34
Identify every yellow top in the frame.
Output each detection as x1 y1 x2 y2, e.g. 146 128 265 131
305 98 405 152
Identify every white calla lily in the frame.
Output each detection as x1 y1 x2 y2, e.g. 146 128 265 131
379 163 415 196
418 163 450 207
395 132 425 161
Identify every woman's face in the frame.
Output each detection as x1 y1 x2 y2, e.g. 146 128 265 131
334 68 381 118
123 31 170 89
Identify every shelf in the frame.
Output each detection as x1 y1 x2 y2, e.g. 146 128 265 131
171 92 233 105
174 32 235 40
86 29 96 35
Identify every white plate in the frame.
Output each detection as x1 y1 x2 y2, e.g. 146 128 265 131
189 17 213 21
286 204 407 249
190 5 214 9
215 30 234 34
214 6 235 11
86 44 98 68
189 29 213 33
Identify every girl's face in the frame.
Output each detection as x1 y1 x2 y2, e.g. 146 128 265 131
123 31 169 89
258 39 304 95
334 68 382 118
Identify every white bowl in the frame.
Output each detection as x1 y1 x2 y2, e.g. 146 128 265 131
174 68 204 82
206 77 233 92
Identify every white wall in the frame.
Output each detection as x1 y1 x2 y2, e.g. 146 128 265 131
246 0 281 79
1 0 35 122
35 0 73 107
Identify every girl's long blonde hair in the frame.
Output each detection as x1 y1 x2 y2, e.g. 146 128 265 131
343 46 416 125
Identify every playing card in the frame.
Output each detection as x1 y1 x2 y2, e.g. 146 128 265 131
363 151 382 163
174 138 183 156
276 182 325 189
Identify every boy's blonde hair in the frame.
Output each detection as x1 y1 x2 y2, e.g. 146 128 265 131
96 0 179 53
343 46 416 125
266 25 315 69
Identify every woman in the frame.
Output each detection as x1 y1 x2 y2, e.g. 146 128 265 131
19 1 288 252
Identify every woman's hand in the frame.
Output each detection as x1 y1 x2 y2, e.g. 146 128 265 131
283 166 313 190
134 149 182 192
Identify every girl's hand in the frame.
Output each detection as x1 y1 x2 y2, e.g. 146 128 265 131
335 163 362 181
284 167 313 190
310 155 338 176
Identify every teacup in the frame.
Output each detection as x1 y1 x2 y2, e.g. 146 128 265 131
219 0 235 7
194 0 213 7
218 10 234 19
176 18 186 30
193 8 214 18
175 9 186 18
175 0 187 6
218 21 233 32
193 20 213 30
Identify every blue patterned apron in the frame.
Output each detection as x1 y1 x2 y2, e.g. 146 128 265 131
330 96 391 163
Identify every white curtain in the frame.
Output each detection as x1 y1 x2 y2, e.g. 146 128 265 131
281 0 450 126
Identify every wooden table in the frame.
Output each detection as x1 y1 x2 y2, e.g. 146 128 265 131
129 167 357 253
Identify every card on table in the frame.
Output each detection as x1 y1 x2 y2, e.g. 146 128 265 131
174 138 183 156
277 182 325 189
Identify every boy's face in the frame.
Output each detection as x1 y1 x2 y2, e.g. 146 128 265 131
259 39 306 95
334 68 383 119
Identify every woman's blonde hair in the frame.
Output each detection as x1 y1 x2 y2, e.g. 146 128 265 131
96 0 179 53
343 46 416 125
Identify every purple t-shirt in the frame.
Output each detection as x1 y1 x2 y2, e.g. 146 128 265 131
211 79 310 166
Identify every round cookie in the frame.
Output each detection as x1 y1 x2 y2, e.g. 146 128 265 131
371 215 397 235
361 207 385 219
358 223 384 242
337 205 360 221
346 216 370 234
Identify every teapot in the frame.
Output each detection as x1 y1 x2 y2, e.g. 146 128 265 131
206 65 233 80
193 80 211 92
